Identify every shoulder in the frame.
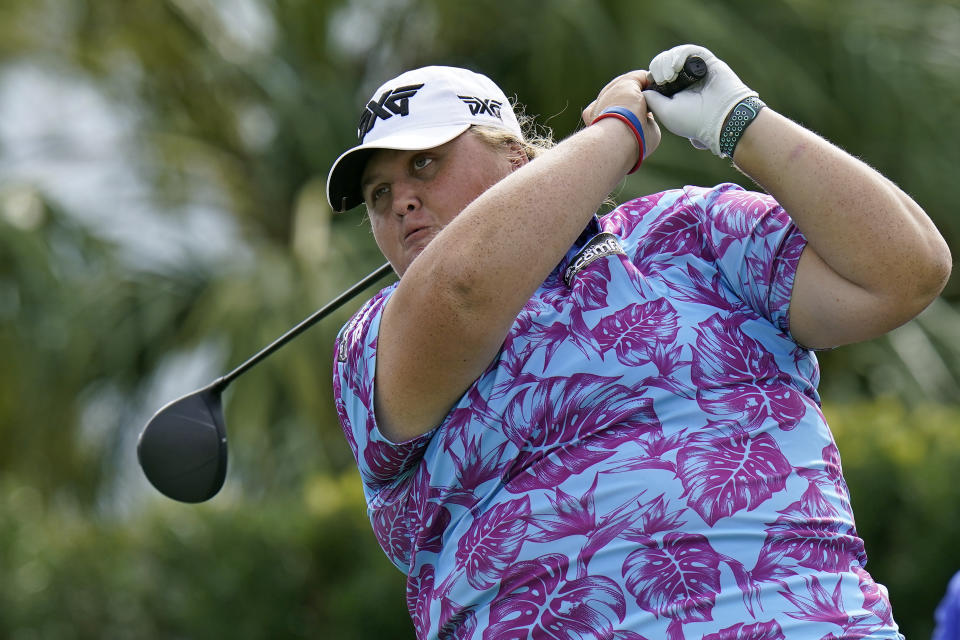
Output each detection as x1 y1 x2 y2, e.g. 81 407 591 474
686 182 771 209
600 184 765 236
598 185 739 263
606 184 790 252
335 283 398 366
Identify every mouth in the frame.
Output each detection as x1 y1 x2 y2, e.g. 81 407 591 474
404 226 432 245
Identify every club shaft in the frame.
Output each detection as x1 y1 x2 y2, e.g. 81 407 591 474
214 262 394 390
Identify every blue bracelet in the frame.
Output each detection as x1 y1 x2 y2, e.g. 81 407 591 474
592 106 646 173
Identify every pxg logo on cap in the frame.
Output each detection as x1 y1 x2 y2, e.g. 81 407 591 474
358 83 425 141
459 96 503 119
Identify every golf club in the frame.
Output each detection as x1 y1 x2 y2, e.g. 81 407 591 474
649 55 707 96
137 261 394 503
137 54 705 505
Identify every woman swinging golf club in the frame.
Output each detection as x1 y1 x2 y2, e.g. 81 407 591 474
327 44 951 638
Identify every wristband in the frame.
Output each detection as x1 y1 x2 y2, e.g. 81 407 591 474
592 107 646 174
719 96 765 158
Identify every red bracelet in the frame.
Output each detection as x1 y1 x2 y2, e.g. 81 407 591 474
591 107 646 173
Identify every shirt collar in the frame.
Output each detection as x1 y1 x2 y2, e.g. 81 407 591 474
556 215 602 276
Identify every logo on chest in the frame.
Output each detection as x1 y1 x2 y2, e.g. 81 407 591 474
563 232 626 287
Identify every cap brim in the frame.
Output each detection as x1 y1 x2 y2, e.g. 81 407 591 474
326 123 472 212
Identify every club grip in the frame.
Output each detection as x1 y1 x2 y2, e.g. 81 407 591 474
649 55 707 97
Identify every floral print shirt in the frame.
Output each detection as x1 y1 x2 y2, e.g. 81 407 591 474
333 184 902 639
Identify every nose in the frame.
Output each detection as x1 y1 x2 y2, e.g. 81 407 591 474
391 180 421 217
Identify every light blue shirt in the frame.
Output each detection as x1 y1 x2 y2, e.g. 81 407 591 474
334 184 902 639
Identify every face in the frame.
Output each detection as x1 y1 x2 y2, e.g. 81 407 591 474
361 130 521 276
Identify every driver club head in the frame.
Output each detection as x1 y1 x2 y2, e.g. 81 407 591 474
137 382 228 503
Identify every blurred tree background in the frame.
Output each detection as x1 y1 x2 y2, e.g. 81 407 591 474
1 0 957 637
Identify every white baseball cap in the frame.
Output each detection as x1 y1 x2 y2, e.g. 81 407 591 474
326 66 523 212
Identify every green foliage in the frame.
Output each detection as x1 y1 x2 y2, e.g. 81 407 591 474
0 196 214 505
0 474 411 639
827 398 960 638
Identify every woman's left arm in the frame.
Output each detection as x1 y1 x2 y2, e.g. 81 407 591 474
733 108 952 349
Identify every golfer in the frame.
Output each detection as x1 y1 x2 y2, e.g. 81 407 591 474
327 44 951 638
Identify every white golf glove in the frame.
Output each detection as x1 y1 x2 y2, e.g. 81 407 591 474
643 44 758 156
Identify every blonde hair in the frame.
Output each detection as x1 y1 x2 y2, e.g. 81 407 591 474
470 102 555 160
471 104 618 210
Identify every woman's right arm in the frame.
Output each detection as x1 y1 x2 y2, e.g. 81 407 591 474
374 73 660 442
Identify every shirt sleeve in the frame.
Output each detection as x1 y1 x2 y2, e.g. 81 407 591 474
332 284 434 497
686 184 808 337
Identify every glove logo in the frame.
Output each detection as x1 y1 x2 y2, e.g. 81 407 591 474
358 83 425 141
458 96 503 119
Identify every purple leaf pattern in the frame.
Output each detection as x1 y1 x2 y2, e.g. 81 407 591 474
742 245 783 318
504 441 612 494
371 498 413 570
333 391 358 458
692 313 806 431
767 233 806 332
664 263 737 313
525 475 603 544
362 436 430 488
640 341 695 399
407 563 435 638
761 512 860 574
523 320 575 371
710 190 786 258
853 565 895 628
333 186 896 638
818 442 856 524
522 307 599 372
440 386 499 453
443 435 509 509
621 493 688 541
676 427 791 526
702 620 786 640
501 374 658 492
787 441 857 533
641 205 708 263
778 575 850 627
410 470 451 556
454 496 530 591
485 553 627 640
595 299 680 367
537 271 570 313
622 532 723 623
606 430 686 477
437 599 477 640
526 474 648 579
571 254 614 310
605 192 668 238
794 471 842 521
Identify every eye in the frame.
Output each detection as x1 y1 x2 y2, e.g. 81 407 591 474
373 185 390 201
412 155 433 171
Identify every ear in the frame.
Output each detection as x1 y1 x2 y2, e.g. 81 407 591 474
506 142 529 170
